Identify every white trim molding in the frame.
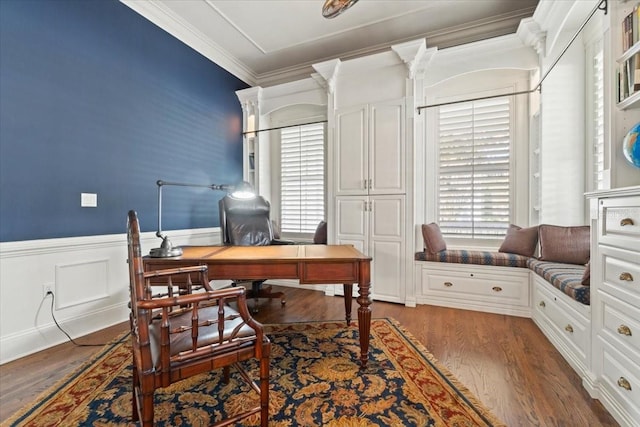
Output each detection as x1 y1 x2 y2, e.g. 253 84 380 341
0 227 220 364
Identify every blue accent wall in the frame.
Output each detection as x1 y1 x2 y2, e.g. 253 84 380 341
0 0 249 242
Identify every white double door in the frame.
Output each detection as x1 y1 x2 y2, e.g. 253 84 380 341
334 194 405 303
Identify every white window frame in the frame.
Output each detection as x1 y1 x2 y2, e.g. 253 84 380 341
437 96 513 240
584 23 605 192
279 122 326 237
424 69 530 249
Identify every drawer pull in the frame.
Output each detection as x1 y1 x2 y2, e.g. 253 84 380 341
539 301 546 308
492 286 502 292
565 325 574 333
617 325 632 336
620 218 634 226
619 272 634 282
617 377 632 391
444 282 453 287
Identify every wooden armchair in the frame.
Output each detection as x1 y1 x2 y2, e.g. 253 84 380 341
126 210 270 427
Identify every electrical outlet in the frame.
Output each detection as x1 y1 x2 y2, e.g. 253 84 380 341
43 283 53 298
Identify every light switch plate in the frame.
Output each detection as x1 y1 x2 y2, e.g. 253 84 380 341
81 193 97 207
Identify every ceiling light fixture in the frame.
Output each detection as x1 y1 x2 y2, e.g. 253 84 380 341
322 0 359 19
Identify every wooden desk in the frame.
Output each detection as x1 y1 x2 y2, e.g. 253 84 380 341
143 245 373 367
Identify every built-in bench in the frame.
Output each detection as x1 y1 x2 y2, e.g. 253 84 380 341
415 249 589 304
414 223 593 388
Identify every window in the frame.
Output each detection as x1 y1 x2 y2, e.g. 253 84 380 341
280 123 325 233
437 97 512 239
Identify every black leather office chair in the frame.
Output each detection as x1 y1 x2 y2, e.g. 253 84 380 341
219 194 294 312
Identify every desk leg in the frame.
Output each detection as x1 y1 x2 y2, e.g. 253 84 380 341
343 284 353 326
356 261 372 369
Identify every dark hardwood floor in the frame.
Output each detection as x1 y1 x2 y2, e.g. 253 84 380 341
0 286 618 426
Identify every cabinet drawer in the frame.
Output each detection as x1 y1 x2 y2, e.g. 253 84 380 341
601 292 640 357
599 196 640 251
534 279 590 358
421 264 529 307
600 342 640 422
601 248 640 304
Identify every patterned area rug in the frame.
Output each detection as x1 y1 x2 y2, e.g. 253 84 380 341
5 318 504 426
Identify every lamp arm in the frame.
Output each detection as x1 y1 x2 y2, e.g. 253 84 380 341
151 179 248 258
155 179 234 238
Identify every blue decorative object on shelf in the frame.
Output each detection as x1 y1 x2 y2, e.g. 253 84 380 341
622 122 640 168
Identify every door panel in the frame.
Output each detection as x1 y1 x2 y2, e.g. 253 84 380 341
335 107 367 196
369 101 404 195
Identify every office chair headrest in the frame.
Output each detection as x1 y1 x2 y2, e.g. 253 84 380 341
223 195 270 216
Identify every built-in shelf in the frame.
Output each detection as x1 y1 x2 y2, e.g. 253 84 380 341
617 40 640 64
617 89 640 109
616 12 640 109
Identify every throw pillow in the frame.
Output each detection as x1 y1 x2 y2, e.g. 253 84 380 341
582 261 590 286
539 224 590 265
421 223 447 254
498 224 539 257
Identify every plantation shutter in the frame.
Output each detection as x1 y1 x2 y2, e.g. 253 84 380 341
592 46 605 190
280 123 325 233
438 97 511 238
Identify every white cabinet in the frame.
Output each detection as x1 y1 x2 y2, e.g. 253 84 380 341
335 195 405 303
332 98 406 303
334 100 405 196
589 188 640 427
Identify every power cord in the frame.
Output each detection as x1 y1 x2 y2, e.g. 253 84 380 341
46 290 107 347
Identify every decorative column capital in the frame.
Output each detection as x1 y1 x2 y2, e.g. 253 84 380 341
391 38 437 79
236 86 263 113
312 59 341 94
517 18 546 56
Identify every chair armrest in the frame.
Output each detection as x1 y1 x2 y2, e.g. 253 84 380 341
271 238 296 245
137 286 246 309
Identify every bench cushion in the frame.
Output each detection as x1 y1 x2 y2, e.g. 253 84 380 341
415 250 530 268
527 259 589 305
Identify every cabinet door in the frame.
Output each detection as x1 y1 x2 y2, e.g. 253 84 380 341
334 196 368 297
334 196 368 253
370 195 405 303
335 106 368 196
369 100 405 195
333 195 406 302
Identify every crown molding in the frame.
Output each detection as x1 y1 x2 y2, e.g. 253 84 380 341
119 0 257 85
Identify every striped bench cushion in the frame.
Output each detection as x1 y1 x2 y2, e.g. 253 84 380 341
415 250 530 268
527 259 589 305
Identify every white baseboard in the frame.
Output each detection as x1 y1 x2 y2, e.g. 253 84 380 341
0 227 219 364
1 303 129 364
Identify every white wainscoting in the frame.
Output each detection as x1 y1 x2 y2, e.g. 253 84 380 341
0 228 220 364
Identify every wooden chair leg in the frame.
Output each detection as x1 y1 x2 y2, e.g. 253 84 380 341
260 352 270 427
132 359 139 422
140 390 154 427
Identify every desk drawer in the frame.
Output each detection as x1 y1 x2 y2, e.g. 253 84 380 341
600 342 640 423
601 292 640 357
300 262 358 284
421 264 529 308
599 196 640 251
213 262 300 280
534 279 590 359
601 247 640 305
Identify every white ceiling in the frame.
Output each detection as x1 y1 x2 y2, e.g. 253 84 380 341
122 0 539 86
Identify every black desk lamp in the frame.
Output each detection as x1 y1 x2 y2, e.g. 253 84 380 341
150 180 254 258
